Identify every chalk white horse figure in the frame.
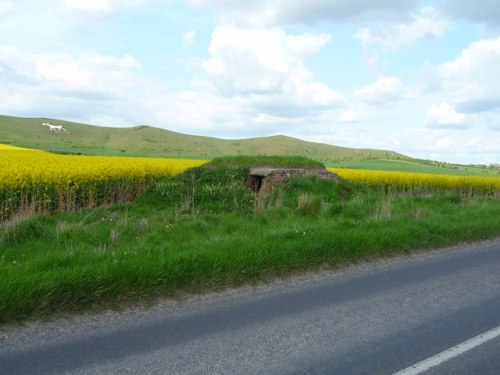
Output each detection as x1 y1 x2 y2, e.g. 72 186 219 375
42 123 67 132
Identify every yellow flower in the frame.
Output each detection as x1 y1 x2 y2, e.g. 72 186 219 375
0 143 207 220
328 168 500 196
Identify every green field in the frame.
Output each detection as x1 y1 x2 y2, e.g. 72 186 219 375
329 159 500 177
1 158 499 324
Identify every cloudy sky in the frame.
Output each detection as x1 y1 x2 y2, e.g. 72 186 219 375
1 0 499 164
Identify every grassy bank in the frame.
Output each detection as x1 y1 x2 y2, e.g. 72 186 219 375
1 162 499 324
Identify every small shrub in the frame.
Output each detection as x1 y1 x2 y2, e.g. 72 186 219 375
297 193 322 216
254 187 285 214
4 216 49 245
373 197 393 220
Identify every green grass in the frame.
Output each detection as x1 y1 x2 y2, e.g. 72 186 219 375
329 159 500 177
207 155 325 169
1 162 499 324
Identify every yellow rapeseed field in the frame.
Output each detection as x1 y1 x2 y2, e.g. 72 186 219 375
328 168 500 196
2 144 498 221
0 144 206 221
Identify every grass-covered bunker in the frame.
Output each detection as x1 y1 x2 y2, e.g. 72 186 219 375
248 167 339 193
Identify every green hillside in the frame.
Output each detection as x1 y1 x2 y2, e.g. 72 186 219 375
1 114 498 176
0 115 402 162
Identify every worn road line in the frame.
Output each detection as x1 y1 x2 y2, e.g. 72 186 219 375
393 325 500 375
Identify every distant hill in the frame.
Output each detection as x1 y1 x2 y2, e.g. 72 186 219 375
0 115 404 163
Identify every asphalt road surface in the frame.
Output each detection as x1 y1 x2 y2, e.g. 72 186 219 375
1 239 499 374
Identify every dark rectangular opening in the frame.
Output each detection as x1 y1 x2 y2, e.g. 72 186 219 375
248 175 264 192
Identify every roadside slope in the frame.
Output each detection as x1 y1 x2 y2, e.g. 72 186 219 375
1 239 499 374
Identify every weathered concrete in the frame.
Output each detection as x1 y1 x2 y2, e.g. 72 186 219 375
248 168 338 194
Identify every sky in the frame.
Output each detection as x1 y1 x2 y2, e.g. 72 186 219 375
0 0 499 164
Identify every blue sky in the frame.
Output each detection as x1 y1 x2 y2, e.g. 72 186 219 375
0 0 499 164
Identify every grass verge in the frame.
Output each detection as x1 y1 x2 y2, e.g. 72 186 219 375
1 162 499 325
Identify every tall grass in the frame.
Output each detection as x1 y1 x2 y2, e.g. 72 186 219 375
1 161 499 324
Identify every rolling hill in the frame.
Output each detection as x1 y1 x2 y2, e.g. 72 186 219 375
1 115 498 176
0 114 403 163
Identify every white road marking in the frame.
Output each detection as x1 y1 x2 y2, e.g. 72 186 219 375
393 325 500 375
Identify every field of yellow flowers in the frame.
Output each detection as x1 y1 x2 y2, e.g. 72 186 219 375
0 144 205 221
328 168 500 196
2 143 498 222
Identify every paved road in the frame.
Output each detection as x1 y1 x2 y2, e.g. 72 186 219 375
1 239 499 374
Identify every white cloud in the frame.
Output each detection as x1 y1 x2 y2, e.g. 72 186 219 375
486 110 500 131
355 76 404 103
152 89 248 131
0 43 310 135
433 137 453 149
404 127 499 164
338 110 363 123
185 0 418 26
60 0 146 19
439 0 500 27
61 0 120 18
435 37 500 114
0 0 14 16
287 32 332 58
355 7 449 53
182 30 196 44
0 45 147 122
203 27 345 114
425 102 471 128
